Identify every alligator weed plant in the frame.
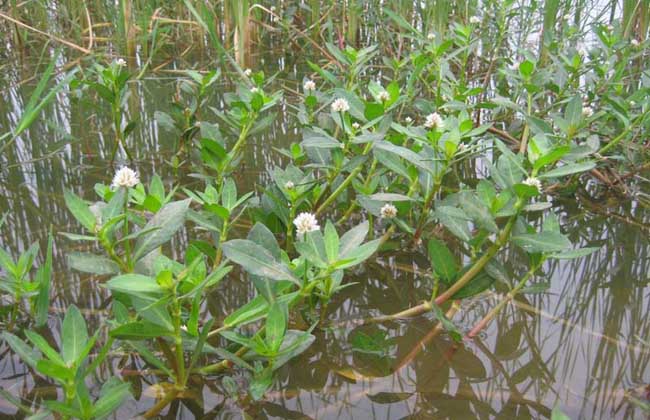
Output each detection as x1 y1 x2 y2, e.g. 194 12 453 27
1 5 649 418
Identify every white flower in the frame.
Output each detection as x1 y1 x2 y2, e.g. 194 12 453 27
427 32 436 40
424 112 444 129
112 167 139 188
469 16 481 24
244 68 252 76
251 87 260 93
631 39 640 47
270 5 276 11
378 91 390 102
405 116 413 124
380 203 397 219
115 58 127 67
523 177 542 192
331 98 350 113
583 106 594 117
509 62 520 71
303 79 316 91
284 180 295 190
293 212 320 236
630 101 636 106
352 122 360 130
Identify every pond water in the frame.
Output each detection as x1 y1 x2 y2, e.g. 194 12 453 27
1 26 650 420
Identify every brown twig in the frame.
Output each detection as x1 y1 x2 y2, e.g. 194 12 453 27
0 11 91 54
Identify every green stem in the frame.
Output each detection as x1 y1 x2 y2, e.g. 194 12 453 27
315 142 373 215
214 218 230 269
598 110 649 155
172 297 186 387
434 198 524 305
217 116 256 188
466 259 543 338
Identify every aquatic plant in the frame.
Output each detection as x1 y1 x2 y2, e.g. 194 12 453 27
1 1 650 417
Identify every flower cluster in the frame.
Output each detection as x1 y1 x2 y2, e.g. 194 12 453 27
380 203 397 219
112 167 139 188
523 177 542 193
304 79 316 91
331 98 350 113
293 212 320 236
424 112 444 129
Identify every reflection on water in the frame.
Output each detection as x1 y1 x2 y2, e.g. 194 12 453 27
1 32 650 420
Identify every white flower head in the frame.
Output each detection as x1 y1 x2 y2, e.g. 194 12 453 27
352 122 360 130
523 177 542 192
270 5 276 11
250 87 260 94
303 79 316 91
405 116 413 124
630 100 636 106
331 98 350 113
380 203 397 219
509 61 520 71
293 212 320 236
424 112 444 129
244 68 252 76
631 39 640 47
469 16 481 24
582 105 594 117
378 91 390 102
427 32 436 40
115 58 127 67
112 166 139 189
284 180 295 190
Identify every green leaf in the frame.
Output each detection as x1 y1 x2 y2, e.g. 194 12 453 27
265 302 287 352
323 222 339 263
35 231 53 327
335 239 381 269
3 332 40 369
551 406 571 420
101 187 126 223
533 146 570 171
133 199 191 260
436 206 472 242
248 222 281 260
519 60 535 78
513 232 572 253
64 190 96 232
61 305 88 365
36 359 73 382
222 239 300 285
538 161 596 179
427 239 458 282
92 382 131 419
25 331 64 365
339 221 369 259
67 252 121 275
104 274 164 295
222 178 237 210
110 321 174 339
549 247 599 259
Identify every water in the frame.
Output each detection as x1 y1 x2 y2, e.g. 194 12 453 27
2 28 650 420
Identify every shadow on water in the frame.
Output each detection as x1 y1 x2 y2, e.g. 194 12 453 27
1 7 650 420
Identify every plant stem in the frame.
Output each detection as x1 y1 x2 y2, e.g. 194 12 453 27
172 296 186 387
214 218 229 268
368 198 525 323
316 141 373 215
466 260 543 338
217 116 256 188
